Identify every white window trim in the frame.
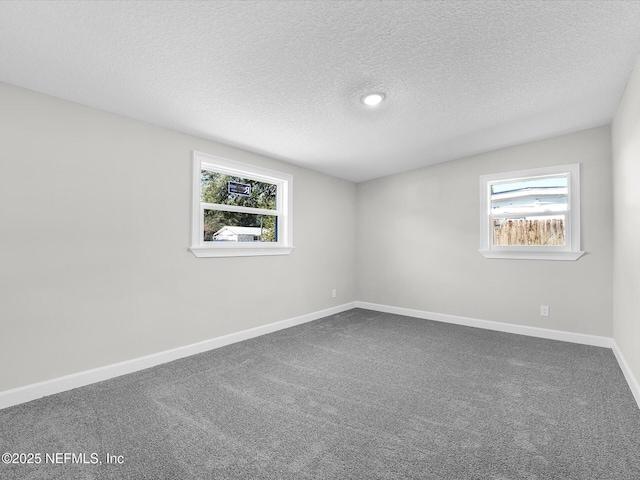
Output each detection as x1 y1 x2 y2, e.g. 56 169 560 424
189 151 294 258
479 164 584 261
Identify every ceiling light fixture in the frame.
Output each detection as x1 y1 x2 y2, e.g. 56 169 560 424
362 93 385 107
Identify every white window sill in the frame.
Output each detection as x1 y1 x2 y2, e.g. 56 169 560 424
479 250 585 261
189 245 295 258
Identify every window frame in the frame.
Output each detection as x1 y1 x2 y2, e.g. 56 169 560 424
479 163 584 261
189 151 294 258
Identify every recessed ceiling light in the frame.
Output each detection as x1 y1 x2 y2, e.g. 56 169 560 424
362 93 385 107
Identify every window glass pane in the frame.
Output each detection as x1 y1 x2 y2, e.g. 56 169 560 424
203 210 277 242
201 170 277 210
492 216 565 246
491 176 567 214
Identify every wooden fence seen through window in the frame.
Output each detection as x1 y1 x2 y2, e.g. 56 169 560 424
493 218 565 246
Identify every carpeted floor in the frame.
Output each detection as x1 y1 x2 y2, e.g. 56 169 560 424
1 308 639 479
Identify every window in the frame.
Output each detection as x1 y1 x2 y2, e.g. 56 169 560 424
479 164 584 261
190 151 294 258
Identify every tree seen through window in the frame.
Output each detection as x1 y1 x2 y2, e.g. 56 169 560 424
201 171 277 242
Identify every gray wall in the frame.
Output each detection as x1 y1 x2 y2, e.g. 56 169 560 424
612 58 640 385
356 126 613 337
0 82 357 392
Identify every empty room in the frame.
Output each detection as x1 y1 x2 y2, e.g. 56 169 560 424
1 1 640 478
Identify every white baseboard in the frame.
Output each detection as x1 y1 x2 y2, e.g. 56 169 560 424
3 300 639 413
356 301 640 410
356 301 614 347
0 302 357 410
611 340 640 409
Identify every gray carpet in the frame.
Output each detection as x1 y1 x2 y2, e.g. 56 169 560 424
1 308 639 479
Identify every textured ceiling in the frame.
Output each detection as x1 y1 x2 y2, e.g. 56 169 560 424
1 1 640 182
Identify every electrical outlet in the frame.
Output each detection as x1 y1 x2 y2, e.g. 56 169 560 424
540 305 550 317
332 288 337 298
